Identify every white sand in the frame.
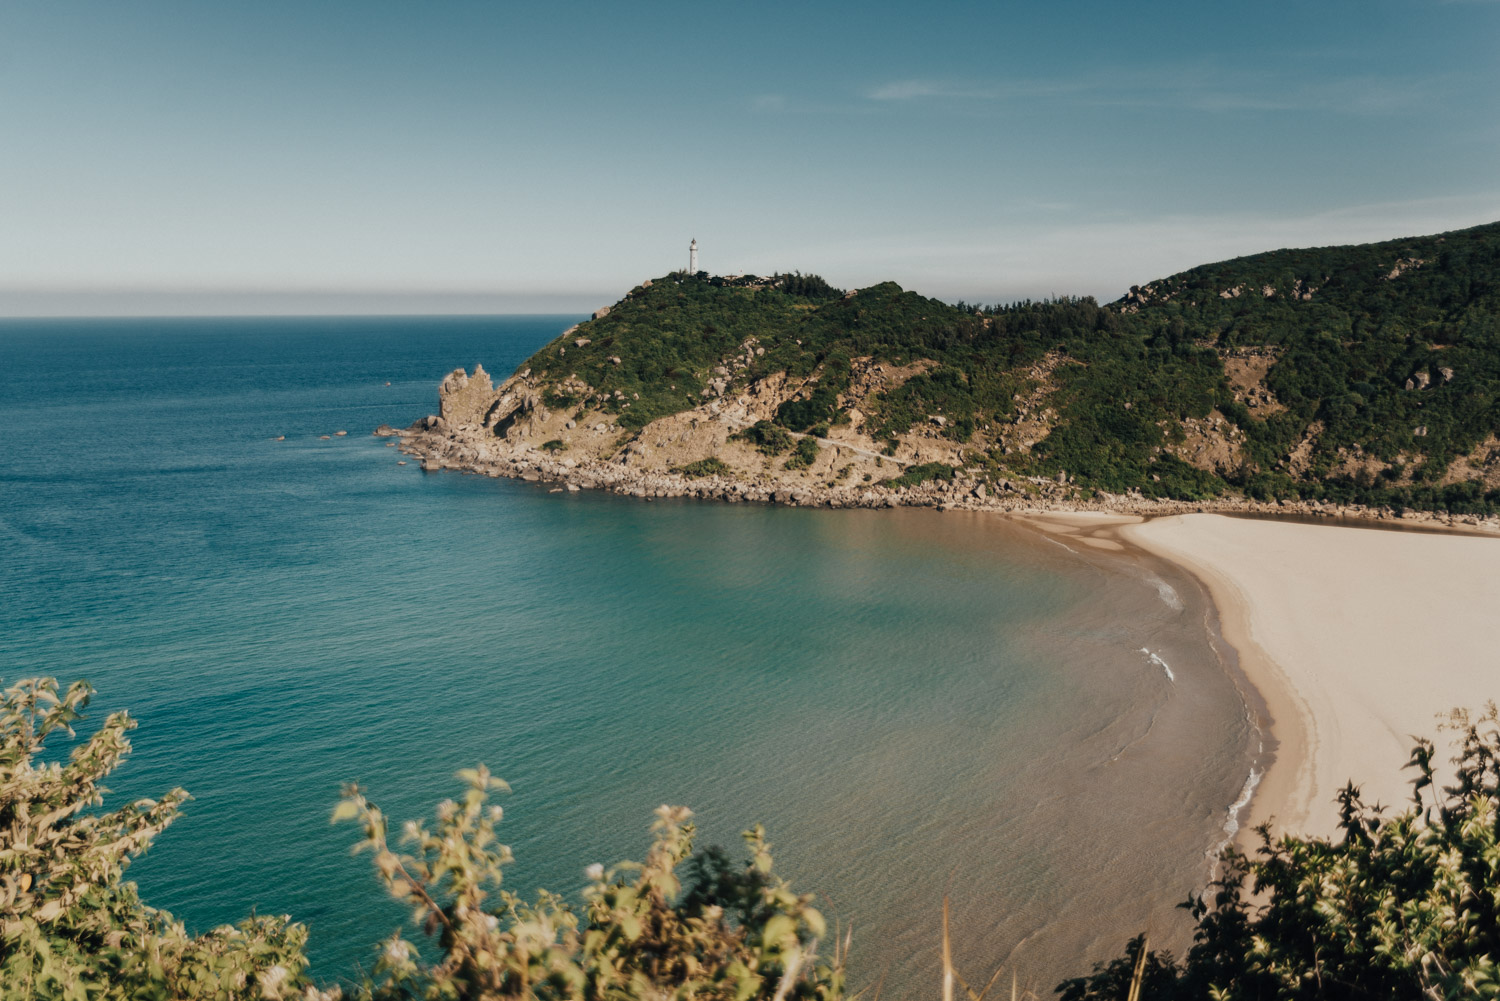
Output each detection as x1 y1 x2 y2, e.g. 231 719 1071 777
1122 513 1500 840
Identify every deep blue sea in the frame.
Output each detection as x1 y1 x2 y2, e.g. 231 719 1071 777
0 316 1256 992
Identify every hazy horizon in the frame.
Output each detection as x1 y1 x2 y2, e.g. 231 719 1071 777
3 0 1497 316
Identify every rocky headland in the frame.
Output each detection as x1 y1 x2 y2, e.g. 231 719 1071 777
377 362 1500 533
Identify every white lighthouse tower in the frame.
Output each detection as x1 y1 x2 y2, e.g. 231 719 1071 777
689 238 698 274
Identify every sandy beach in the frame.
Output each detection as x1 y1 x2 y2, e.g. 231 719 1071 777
1112 513 1500 841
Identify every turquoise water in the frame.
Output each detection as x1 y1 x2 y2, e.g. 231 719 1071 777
0 317 1256 991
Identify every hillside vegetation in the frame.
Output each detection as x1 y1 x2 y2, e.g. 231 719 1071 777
512 223 1500 514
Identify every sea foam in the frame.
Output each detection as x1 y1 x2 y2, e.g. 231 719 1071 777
1140 647 1175 682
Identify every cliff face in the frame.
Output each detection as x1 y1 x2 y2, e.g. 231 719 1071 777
419 354 977 497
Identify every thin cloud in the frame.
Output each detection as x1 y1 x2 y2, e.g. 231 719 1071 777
864 65 1448 116
865 78 1084 102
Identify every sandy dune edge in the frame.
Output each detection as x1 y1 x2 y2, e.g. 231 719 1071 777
1117 513 1500 841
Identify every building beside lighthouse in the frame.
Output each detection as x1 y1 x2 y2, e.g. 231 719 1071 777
689 238 699 274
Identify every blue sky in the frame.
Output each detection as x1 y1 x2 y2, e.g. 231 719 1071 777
2 0 1497 314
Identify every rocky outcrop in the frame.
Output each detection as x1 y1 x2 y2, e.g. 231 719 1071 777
385 365 1500 536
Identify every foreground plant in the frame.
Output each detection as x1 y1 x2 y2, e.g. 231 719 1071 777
0 677 320 1000
1061 703 1500 1000
335 771 844 1000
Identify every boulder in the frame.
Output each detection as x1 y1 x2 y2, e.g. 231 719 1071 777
592 306 611 320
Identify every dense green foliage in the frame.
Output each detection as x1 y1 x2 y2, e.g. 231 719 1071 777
782 437 820 471
730 421 794 456
673 457 732 478
528 223 1500 512
882 462 958 489
1063 703 1500 1000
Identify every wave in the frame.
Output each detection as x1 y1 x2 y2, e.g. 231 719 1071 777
1218 766 1263 849
1142 572 1184 611
1139 647 1175 682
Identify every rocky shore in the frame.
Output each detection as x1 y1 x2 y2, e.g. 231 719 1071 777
376 416 1500 534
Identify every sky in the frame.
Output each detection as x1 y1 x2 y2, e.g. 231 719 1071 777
2 0 1497 315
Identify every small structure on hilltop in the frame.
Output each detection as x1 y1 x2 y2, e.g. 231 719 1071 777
689 238 698 274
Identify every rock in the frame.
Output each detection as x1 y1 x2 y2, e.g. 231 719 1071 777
1440 366 1455 383
319 435 331 440
422 459 441 471
334 430 347 436
609 356 622 366
1412 370 1432 390
374 424 399 436
566 482 581 492
574 337 591 348
930 415 947 426
566 419 576 429
592 305 611 320
397 460 407 465
1056 470 1067 484
274 435 285 441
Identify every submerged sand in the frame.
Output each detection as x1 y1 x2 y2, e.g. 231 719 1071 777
1117 513 1500 841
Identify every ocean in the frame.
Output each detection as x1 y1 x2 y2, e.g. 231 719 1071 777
0 316 1258 992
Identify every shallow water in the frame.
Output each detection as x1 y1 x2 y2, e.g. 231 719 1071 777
0 316 1256 991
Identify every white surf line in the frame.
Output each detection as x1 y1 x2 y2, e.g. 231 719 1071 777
1042 535 1080 555
1139 647 1175 682
1219 766 1263 847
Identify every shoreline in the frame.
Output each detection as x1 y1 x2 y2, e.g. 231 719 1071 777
384 423 1500 535
1121 513 1500 843
1014 512 1282 854
392 420 1500 849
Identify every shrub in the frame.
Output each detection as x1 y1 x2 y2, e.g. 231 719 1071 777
336 776 843 1001
732 421 794 456
0 678 844 1001
783 436 820 470
1062 703 1500 1000
883 462 958 489
0 678 321 1001
675 457 732 478
541 440 568 453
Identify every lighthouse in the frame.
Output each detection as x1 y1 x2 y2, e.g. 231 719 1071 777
689 238 698 275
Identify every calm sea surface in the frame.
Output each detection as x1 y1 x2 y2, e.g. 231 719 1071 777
0 316 1257 992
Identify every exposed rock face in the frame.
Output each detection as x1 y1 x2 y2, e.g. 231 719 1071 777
439 365 498 427
380 355 1500 537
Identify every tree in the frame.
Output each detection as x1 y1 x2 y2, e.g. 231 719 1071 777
0 677 321 1000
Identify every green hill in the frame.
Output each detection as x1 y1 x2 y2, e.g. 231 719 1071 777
499 222 1500 515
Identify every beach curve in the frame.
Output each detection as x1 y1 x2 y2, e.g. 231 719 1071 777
1118 513 1500 842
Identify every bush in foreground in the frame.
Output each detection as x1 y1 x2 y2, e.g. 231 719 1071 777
5 676 1499 1000
0 678 840 1001
1063 703 1500 1000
